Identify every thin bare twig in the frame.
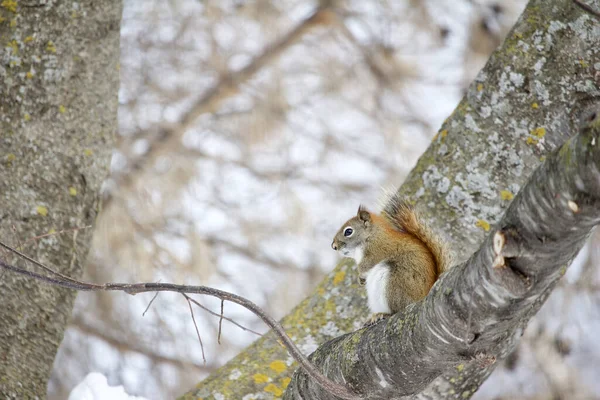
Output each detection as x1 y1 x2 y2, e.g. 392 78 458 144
142 292 160 317
218 299 224 345
0 241 84 286
184 296 262 337
22 225 92 247
0 241 362 400
184 293 207 365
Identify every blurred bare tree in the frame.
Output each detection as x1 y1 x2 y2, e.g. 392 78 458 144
45 0 600 399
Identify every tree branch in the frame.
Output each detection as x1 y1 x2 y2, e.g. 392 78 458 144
283 112 600 399
0 245 361 400
1 111 598 399
189 0 600 397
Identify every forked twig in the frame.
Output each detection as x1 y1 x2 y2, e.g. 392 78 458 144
0 241 84 286
185 296 262 337
0 241 362 400
22 225 92 247
184 293 207 365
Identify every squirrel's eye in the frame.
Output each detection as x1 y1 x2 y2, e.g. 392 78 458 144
343 227 354 237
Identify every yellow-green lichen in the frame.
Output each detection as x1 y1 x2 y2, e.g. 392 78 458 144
456 363 465 372
36 206 48 217
500 190 514 201
264 383 283 396
333 270 346 285
560 266 567 276
269 360 287 374
342 329 363 355
252 373 269 384
7 39 18 55
1 0 17 13
280 377 291 389
46 40 57 53
69 187 77 196
5 153 16 165
558 139 573 166
531 127 546 138
475 220 490 232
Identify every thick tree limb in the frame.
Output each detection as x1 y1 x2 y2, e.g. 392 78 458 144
188 0 600 398
3 111 595 400
284 110 600 399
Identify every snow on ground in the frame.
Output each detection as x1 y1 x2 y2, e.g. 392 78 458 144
68 373 148 400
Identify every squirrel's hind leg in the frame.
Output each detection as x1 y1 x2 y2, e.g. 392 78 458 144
363 312 391 328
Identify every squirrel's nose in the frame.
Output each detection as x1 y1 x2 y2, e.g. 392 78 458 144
331 242 338 251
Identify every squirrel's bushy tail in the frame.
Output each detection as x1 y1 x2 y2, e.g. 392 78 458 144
381 191 453 277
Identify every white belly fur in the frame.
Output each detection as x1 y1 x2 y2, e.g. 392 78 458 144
354 246 364 264
365 263 391 314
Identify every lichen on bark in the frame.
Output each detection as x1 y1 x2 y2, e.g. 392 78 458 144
0 0 121 397
182 0 600 398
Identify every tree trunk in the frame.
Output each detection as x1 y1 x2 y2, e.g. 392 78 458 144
182 0 600 398
0 1 121 397
284 117 600 399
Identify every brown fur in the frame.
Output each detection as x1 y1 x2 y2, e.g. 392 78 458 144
380 195 452 277
362 214 437 312
332 197 452 314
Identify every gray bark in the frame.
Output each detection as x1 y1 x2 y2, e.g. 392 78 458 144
0 1 121 398
185 0 600 399
284 114 600 399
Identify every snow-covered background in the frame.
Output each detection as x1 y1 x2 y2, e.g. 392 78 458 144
46 0 600 399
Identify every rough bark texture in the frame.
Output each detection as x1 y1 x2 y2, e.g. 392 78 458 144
283 114 600 399
0 1 121 398
183 0 600 399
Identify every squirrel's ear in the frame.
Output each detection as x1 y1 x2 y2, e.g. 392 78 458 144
357 204 371 224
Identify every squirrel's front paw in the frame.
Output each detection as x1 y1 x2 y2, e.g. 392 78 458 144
363 313 391 328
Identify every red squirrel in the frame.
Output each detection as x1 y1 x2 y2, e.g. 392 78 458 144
332 193 452 321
